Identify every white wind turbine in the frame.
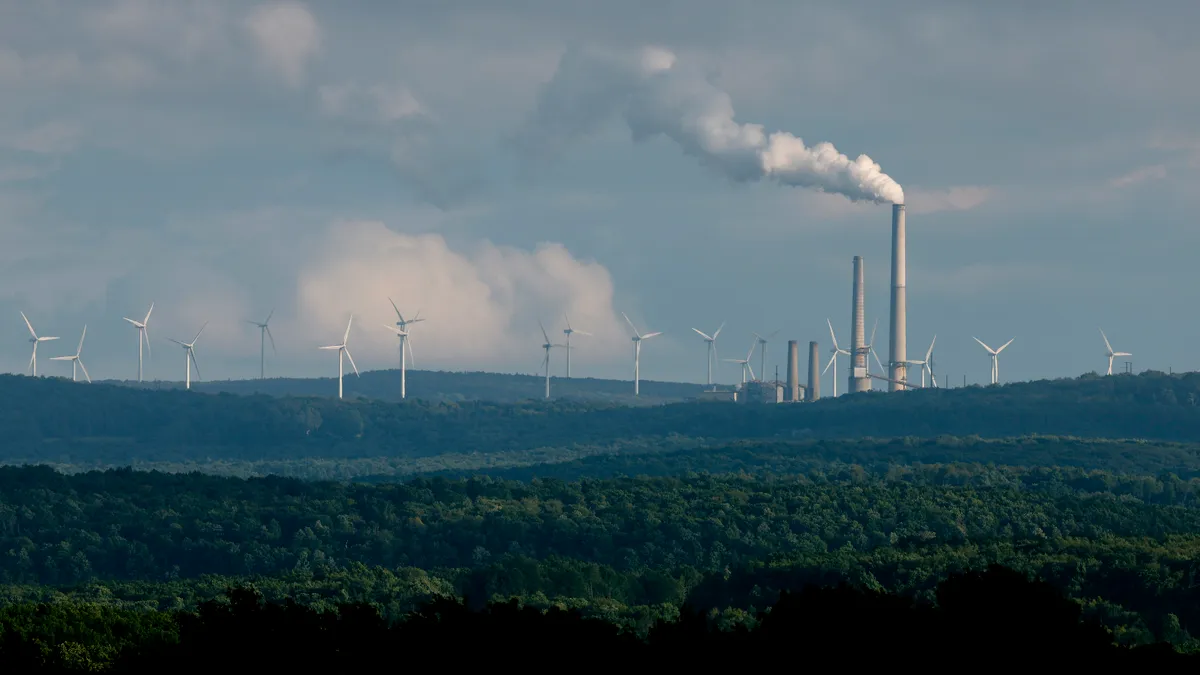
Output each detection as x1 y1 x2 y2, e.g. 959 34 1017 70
562 315 591 378
691 322 725 385
863 318 887 380
50 326 90 383
168 322 207 390
1100 329 1131 376
973 336 1014 385
905 336 937 388
622 312 662 396
320 315 360 399
123 303 154 383
247 310 276 379
723 340 758 385
20 312 58 377
388 298 423 399
823 318 851 397
539 320 566 399
752 329 781 384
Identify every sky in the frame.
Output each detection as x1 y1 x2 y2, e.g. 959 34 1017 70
1 0 1198 388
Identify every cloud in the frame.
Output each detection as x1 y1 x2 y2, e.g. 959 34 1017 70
2 122 81 155
318 82 426 124
1109 165 1168 189
295 220 626 368
244 1 321 87
906 186 994 214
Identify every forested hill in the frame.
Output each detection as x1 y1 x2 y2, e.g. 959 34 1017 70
112 369 707 405
1 371 1199 466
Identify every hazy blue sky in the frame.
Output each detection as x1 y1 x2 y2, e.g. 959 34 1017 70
1 1 1197 388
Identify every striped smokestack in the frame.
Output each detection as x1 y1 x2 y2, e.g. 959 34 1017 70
850 255 870 393
807 340 820 401
888 204 907 391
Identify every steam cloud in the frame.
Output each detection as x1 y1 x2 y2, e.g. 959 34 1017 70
520 46 904 204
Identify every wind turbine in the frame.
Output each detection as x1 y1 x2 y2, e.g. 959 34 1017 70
723 340 758 385
50 326 90 383
20 312 58 377
247 310 276 379
905 336 937 388
562 315 591 378
320 316 359 399
622 312 662 396
122 303 154 383
823 318 850 397
1100 329 1131 376
539 321 566 399
863 318 887 379
168 322 207 391
973 336 1014 385
752 329 781 384
691 322 725 385
388 298 424 399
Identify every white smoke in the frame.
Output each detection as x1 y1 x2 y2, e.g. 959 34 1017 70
520 46 904 204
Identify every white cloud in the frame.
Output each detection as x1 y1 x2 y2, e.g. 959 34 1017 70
244 1 321 87
1109 164 1168 189
318 82 425 124
295 220 626 368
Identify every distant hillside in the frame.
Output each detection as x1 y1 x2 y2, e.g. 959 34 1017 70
106 369 709 405
1 371 1200 469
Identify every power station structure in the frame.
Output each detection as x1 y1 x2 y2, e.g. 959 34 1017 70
888 203 908 391
849 255 871 393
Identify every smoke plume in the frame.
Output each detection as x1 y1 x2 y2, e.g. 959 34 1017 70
520 46 904 204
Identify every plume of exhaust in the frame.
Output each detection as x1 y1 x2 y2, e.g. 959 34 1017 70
518 46 904 204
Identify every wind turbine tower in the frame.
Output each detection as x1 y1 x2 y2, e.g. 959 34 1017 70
753 329 781 386
123 303 154 383
168 322 207 390
50 326 90 382
622 312 662 396
247 310 276 379
691 322 725 385
20 312 58 377
1100 329 1131 376
823 318 850 397
320 316 360 399
539 321 565 399
562 315 590 378
388 299 423 399
973 337 1014 385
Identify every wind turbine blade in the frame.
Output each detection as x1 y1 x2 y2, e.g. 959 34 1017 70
691 328 713 340
871 348 886 375
575 330 592 336
78 359 91 383
406 335 416 368
192 321 208 344
1114 351 1132 357
539 319 550 344
190 350 201 381
972 337 995 354
77 325 87 356
39 336 59 342
123 317 139 327
1099 329 1113 354
564 313 572 331
823 352 836 374
752 332 764 342
264 308 274 325
168 338 186 347
20 312 37 339
343 315 354 345
925 335 936 362
621 312 641 339
50 356 72 361
344 348 360 377
768 328 781 339
143 327 151 357
388 297 403 321
713 322 725 339
827 319 839 351
997 338 1015 353
641 331 662 340
144 303 154 324
868 318 878 348
383 324 407 335
318 345 342 350
265 326 277 354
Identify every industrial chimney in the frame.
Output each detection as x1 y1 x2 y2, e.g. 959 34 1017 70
850 256 870 393
888 204 908 391
786 340 800 402
807 340 820 401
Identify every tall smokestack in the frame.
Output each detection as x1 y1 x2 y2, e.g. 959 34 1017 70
889 204 907 391
786 340 800 402
807 341 820 401
850 256 870 393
